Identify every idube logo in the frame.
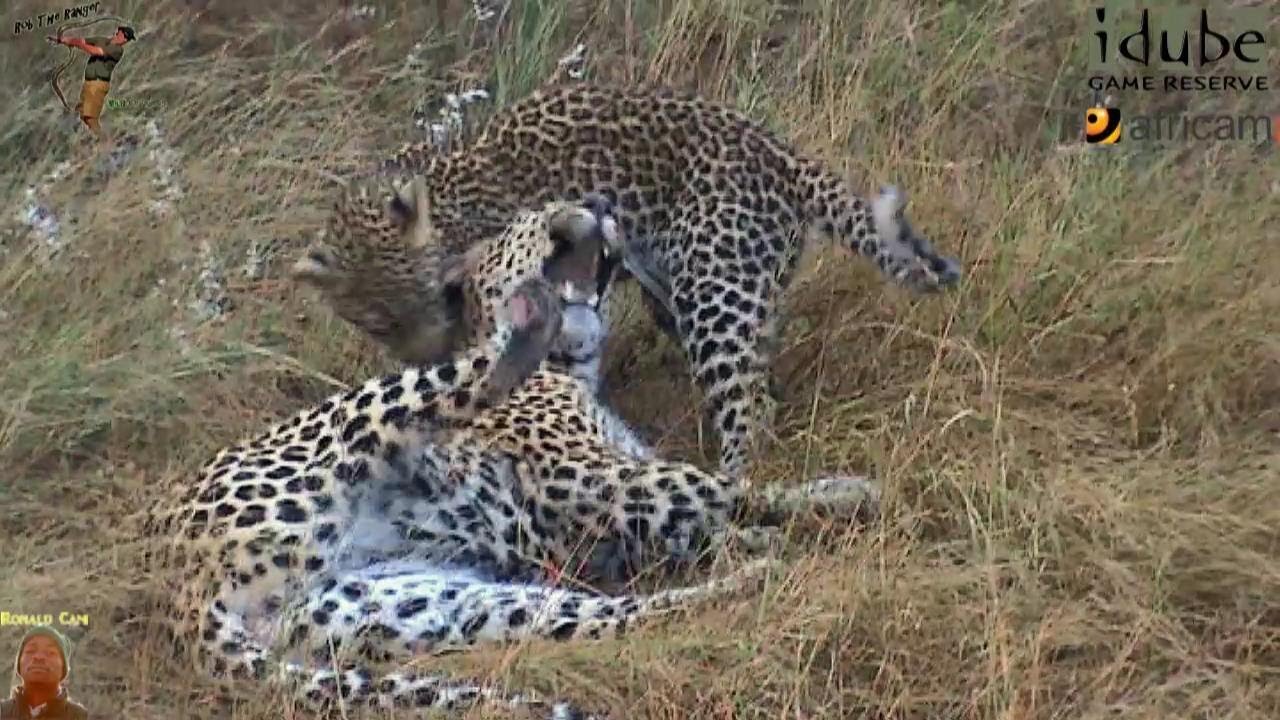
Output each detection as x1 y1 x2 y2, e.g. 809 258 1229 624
1089 5 1270 93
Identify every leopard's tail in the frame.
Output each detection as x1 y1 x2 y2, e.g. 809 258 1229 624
272 660 602 720
197 634 603 719
567 556 778 620
200 561 776 719
796 160 961 293
268 559 766 720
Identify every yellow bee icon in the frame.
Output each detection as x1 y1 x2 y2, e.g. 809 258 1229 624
1085 107 1121 144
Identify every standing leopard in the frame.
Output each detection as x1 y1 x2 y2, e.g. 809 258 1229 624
373 82 964 481
139 179 878 719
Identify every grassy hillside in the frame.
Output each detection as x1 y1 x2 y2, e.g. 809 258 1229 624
1 0 1277 717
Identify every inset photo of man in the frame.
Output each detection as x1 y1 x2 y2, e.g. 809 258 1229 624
1 625 87 720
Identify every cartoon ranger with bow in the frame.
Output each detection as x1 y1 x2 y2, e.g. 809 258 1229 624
46 22 136 140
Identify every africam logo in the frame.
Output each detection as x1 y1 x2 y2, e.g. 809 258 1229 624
1085 105 1280 145
1085 106 1122 144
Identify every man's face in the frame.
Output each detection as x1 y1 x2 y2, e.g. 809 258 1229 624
111 30 126 44
18 636 62 686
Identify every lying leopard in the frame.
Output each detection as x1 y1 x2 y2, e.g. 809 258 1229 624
371 81 964 481
295 176 880 586
139 180 878 719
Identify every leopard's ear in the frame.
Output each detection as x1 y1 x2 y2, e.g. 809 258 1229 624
387 176 421 228
873 184 907 222
870 184 908 239
388 176 441 250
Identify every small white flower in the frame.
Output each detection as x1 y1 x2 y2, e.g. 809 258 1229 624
557 43 587 79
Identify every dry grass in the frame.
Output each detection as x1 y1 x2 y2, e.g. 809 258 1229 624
1 0 1278 717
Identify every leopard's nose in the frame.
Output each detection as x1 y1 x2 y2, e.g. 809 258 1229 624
930 254 962 286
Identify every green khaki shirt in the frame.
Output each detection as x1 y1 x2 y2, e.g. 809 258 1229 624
82 37 125 82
